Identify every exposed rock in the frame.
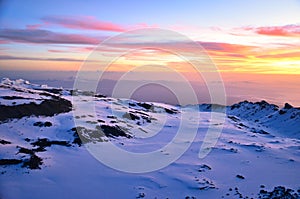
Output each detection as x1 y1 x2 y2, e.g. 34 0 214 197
258 186 299 199
137 102 153 110
164 107 178 114
123 112 140 120
0 139 11 145
96 125 131 138
33 121 52 127
22 154 43 170
31 138 71 151
284 103 293 109
236 174 245 179
0 98 72 122
0 159 22 165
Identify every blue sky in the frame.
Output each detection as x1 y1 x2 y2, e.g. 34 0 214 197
1 0 300 29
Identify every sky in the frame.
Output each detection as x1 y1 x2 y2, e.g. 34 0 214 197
0 0 299 106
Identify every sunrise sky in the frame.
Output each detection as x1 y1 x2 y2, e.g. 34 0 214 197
0 0 299 73
0 0 299 106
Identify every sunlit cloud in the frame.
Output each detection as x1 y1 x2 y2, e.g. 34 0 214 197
240 24 300 37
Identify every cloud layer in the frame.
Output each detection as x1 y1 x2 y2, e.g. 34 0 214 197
0 29 101 44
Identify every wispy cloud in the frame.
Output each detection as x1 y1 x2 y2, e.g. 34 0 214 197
41 15 126 32
0 29 101 45
0 55 91 62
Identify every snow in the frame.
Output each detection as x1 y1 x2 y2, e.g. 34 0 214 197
0 78 299 199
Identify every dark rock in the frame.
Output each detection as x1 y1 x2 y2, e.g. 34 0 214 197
137 102 153 110
71 126 104 144
36 88 63 95
107 115 117 119
198 164 212 172
0 159 22 165
284 103 293 109
0 139 11 145
33 121 52 127
31 138 71 151
164 107 178 114
123 112 140 120
96 125 131 138
279 110 286 115
71 128 83 146
18 146 35 155
0 98 72 122
44 121 52 127
136 193 145 198
236 174 245 179
22 154 43 169
1 96 29 100
94 93 106 98
258 186 299 199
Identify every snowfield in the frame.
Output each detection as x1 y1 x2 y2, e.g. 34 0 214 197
0 78 299 199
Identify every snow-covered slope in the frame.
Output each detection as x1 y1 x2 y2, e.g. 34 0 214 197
0 78 299 199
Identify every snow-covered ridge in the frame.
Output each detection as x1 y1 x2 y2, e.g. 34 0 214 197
0 78 72 122
200 100 300 138
1 78 299 138
0 78 299 199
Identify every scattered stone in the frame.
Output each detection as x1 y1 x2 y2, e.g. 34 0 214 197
236 175 245 179
136 192 145 198
33 121 52 127
198 164 212 172
0 139 11 145
258 186 299 199
107 115 117 119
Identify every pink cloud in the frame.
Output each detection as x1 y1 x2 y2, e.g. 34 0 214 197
0 39 10 44
42 15 126 32
241 24 300 37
